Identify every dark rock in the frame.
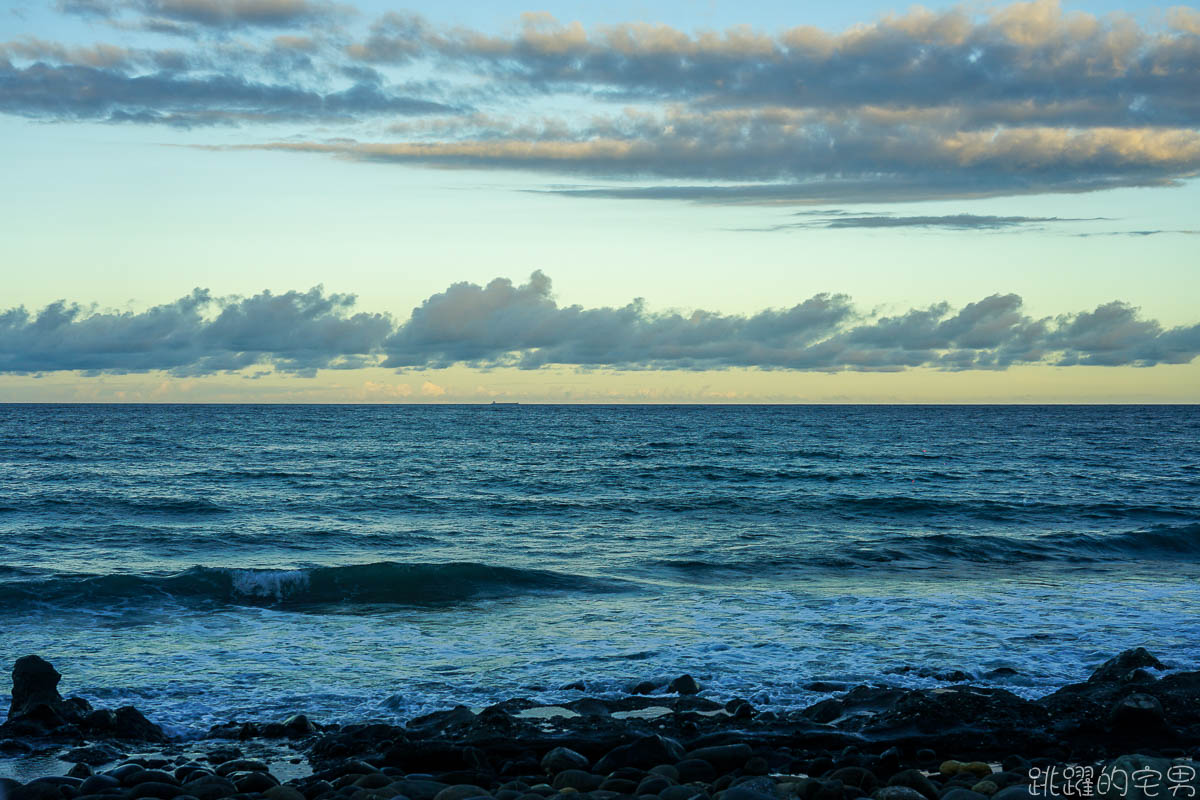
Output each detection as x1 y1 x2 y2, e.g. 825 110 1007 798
66 763 93 780
942 792 990 800
432 786 492 800
1110 693 1168 733
686 744 752 773
674 760 716 784
594 735 686 774
828 768 877 794
635 777 673 795
872 789 926 800
886 771 938 800
124 770 180 787
233 772 281 793
802 700 844 725
552 771 602 792
632 681 662 696
669 676 701 696
600 779 640 794
660 786 708 800
565 699 611 717
205 747 242 765
129 783 183 800
9 782 67 800
1088 648 1165 683
113 706 168 742
284 715 317 736
216 760 271 777
62 744 123 766
541 747 589 773
723 777 778 800
78 775 120 795
983 669 1019 679
389 780 451 800
9 656 64 719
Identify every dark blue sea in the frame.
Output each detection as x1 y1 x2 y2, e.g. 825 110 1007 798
1 404 1198 737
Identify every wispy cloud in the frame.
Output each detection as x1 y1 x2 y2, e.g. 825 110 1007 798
734 213 1097 232
3 273 1197 376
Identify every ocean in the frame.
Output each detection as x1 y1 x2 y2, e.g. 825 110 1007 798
0 404 1197 738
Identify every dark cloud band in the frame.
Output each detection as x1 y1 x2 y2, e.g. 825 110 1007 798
2 274 1197 377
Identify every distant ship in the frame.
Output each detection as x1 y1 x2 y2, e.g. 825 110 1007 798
490 401 519 405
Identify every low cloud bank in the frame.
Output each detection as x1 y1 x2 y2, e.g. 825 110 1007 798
2 273 1197 376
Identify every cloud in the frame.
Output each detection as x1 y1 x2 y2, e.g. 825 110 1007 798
6 273 1194 377
57 0 349 31
16 0 1200 202
0 287 392 376
737 213 1093 231
0 60 458 125
230 114 1200 203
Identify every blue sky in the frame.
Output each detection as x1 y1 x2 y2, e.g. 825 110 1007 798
1 0 1198 401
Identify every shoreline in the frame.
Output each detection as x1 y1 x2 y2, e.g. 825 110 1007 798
3 649 1199 799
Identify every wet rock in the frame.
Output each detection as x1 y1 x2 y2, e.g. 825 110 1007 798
1110 693 1168 733
675 760 717 784
942 791 989 800
669 676 701 696
1088 649 1166 683
686 744 753 773
553 771 602 792
433 786 493 800
62 744 123 765
828 768 877 794
9 656 64 719
802 700 844 725
871 788 925 800
541 748 589 774
885 771 938 800
594 735 686 773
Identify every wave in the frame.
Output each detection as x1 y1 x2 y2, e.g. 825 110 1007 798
649 523 1200 575
0 561 630 611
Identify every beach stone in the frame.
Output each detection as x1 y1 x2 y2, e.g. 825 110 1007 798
356 775 395 789
284 714 318 736
9 783 66 800
112 706 168 742
1089 649 1165 683
687 745 753 773
216 760 271 777
234 772 281 793
599 779 639 794
595 736 686 774
802 700 844 724
661 786 709 800
722 777 778 800
969 783 997 797
649 766 679 782
126 770 181 787
542 749 590 774
553 772 602 792
130 782 184 800
636 777 673 795
669 676 701 696
1110 693 1167 732
887 771 938 800
63 744 123 766
990 787 1035 800
78 775 120 794
266 787 308 800
828 769 877 793
205 747 242 765
674 761 716 784
942 791 989 800
392 780 452 800
744 759 769 777
872 788 926 800
959 765 992 780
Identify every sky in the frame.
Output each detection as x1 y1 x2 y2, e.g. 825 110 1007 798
1 0 1198 402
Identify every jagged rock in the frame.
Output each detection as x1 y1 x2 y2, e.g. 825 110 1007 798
670 675 701 695
1088 649 1166 683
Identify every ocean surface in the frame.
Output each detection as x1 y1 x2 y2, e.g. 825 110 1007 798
1 404 1198 738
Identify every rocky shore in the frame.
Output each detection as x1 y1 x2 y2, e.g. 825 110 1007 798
2 650 1199 800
